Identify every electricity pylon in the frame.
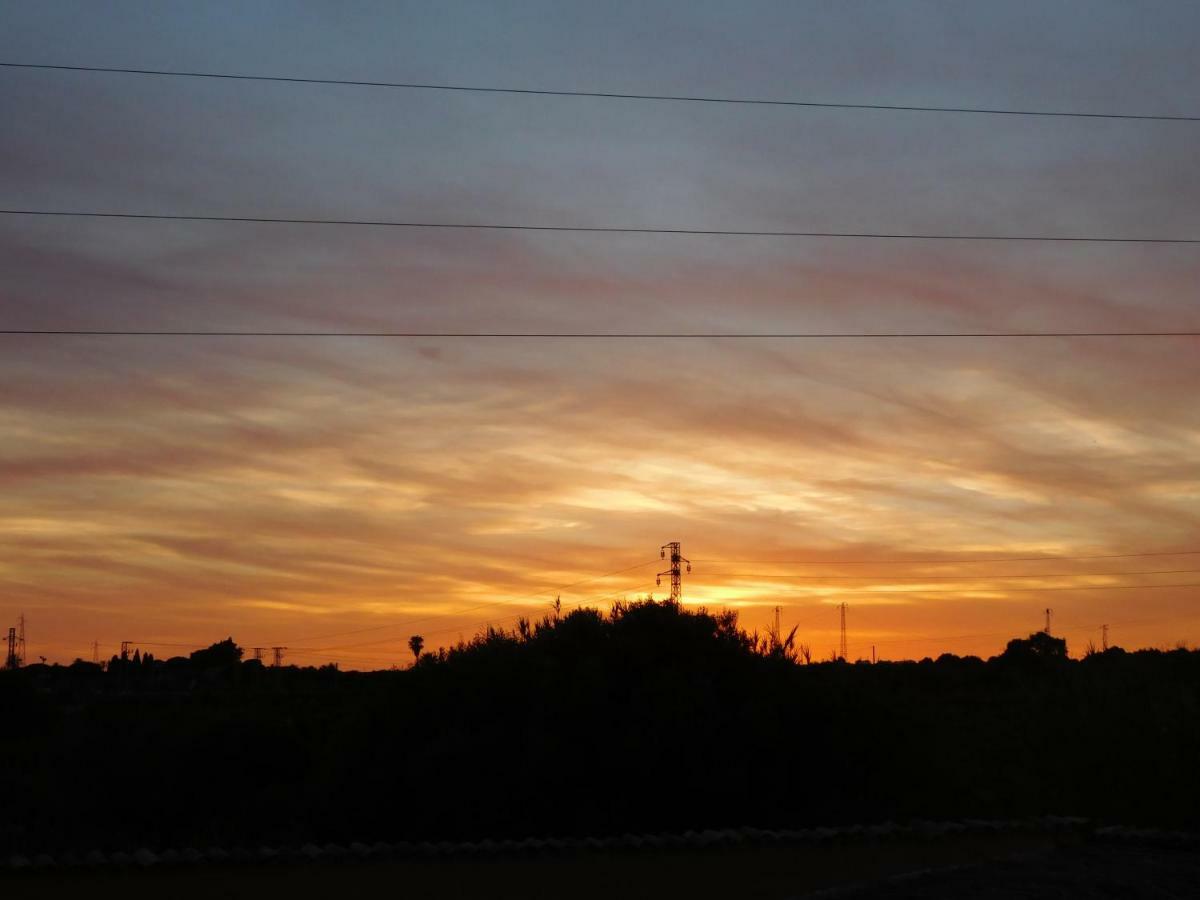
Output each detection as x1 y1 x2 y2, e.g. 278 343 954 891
657 542 691 604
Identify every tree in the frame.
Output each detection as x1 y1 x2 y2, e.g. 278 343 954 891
190 638 243 669
999 630 1068 662
408 634 424 663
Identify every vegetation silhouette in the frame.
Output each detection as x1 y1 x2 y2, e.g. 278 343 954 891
1 599 1197 855
999 630 1068 663
189 637 242 670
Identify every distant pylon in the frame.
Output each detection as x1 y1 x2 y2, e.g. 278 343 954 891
1101 624 1109 651
1044 608 1053 635
5 627 17 670
120 640 132 660
656 542 691 605
271 646 286 667
252 647 265 662
773 606 782 642
92 640 99 664
16 614 25 668
839 602 848 661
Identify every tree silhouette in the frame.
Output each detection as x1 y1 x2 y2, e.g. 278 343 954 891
189 637 243 669
1000 630 1068 662
408 634 424 662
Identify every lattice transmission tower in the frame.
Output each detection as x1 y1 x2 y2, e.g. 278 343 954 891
657 542 691 604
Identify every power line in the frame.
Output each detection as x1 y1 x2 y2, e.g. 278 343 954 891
295 576 658 655
693 550 1200 564
773 581 1200 598
278 606 1200 667
157 605 1200 668
860 612 1198 650
5 331 1199 339
276 560 658 647
3 61 1198 123
706 568 1200 580
57 588 1199 669
3 209 1200 243
120 577 1197 659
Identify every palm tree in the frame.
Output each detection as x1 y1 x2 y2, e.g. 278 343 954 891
408 634 424 664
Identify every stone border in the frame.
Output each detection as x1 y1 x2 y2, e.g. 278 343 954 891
4 817 1196 872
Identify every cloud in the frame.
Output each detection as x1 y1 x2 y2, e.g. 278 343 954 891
3 1 1199 663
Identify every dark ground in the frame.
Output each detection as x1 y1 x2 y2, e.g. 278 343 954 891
826 843 1200 899
5 834 1197 899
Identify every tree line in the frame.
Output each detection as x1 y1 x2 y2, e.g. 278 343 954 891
1 599 1196 854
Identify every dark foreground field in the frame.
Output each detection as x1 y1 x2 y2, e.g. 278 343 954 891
4 833 1198 900
835 843 1200 899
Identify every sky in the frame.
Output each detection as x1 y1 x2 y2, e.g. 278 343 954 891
2 1 1199 667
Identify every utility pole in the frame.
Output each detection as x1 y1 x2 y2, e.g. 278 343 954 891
5 627 17 670
92 640 99 664
252 647 265 663
839 602 848 661
657 542 691 605
872 644 876 665
1044 608 1053 635
271 646 286 667
120 641 132 661
1101 624 1109 651
16 614 25 668
773 606 782 644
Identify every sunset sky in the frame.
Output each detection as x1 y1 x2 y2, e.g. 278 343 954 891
2 2 1199 668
